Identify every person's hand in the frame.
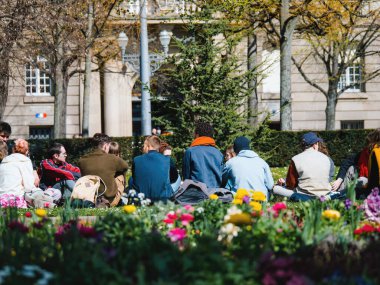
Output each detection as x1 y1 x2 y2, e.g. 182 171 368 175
331 178 343 191
33 170 40 187
277 178 285 186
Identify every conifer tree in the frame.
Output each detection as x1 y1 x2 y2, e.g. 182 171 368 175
152 5 257 150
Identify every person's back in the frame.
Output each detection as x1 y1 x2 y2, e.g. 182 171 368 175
133 137 172 202
223 137 273 199
79 133 128 205
292 147 331 196
0 139 35 197
182 122 223 188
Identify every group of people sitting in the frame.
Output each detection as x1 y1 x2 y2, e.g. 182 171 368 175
0 120 379 208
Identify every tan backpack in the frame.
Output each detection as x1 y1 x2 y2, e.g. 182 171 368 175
70 175 107 205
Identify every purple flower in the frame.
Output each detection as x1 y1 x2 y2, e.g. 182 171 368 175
8 221 29 233
319 196 326 202
243 195 251 204
364 188 380 223
344 199 352 210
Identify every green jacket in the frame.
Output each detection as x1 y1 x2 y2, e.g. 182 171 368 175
78 149 128 199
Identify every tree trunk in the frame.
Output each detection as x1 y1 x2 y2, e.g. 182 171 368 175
325 84 338 130
280 0 297 130
53 43 67 138
82 1 94 138
0 57 9 120
247 34 258 128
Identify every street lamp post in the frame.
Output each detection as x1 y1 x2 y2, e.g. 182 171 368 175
118 2 172 136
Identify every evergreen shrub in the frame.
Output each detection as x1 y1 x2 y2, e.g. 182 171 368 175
26 129 371 168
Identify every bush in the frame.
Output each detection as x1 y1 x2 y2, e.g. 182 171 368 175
25 129 371 168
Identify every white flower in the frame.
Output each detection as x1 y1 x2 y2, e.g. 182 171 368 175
138 193 145 200
218 223 240 243
196 207 204 213
129 190 137 196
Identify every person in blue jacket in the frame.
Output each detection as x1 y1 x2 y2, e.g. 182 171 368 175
132 135 175 202
222 136 274 200
182 122 223 188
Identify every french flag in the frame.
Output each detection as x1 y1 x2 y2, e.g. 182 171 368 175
35 113 47 118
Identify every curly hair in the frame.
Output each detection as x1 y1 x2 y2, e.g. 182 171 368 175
13 138 29 155
194 121 214 138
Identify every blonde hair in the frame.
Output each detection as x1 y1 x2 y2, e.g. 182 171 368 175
0 141 8 160
109 141 120 156
144 135 161 151
318 141 330 156
13 138 29 155
225 145 236 161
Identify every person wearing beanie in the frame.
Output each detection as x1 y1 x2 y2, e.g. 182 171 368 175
273 132 334 201
222 136 274 200
182 122 223 188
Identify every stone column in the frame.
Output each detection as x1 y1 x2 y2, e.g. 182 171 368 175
103 60 135 136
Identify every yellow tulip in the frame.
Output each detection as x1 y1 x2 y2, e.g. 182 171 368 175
322 210 341 221
123 205 137 214
250 201 262 212
35 208 47 218
209 194 219 200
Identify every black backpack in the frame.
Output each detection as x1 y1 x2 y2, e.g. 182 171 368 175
173 179 233 205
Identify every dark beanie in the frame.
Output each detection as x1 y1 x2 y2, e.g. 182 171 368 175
233 136 250 154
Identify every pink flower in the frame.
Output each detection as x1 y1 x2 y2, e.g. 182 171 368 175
180 213 194 226
168 228 187 242
166 211 177 220
163 218 175 224
273 202 287 212
183 205 194 212
78 224 98 238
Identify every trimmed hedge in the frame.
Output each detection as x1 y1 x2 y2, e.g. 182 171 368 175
26 129 371 169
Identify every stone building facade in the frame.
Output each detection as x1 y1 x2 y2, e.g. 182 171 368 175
3 0 380 139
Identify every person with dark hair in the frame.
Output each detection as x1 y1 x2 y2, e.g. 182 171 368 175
0 121 11 143
222 136 274 200
332 128 380 198
79 133 128 206
182 122 223 188
273 132 333 201
39 142 81 197
132 136 176 202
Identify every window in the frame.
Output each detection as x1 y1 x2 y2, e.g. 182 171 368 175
132 101 141 136
338 64 362 92
25 58 52 96
341 120 364 130
29 126 54 139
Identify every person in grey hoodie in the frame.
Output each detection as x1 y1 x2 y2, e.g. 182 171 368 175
222 136 274 201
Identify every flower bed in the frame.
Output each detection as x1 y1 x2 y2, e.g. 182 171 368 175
0 189 380 284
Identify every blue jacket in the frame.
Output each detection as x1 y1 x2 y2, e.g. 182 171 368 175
132 150 173 202
182 146 223 188
222 150 274 200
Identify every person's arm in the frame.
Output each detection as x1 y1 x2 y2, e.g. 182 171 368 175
264 162 274 191
169 158 179 183
285 160 298 189
115 157 128 173
329 158 335 182
336 152 359 180
332 152 359 191
221 162 231 188
64 163 81 179
23 160 38 191
41 159 77 180
182 149 191 180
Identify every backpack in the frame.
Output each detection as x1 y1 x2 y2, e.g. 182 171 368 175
70 175 107 208
173 179 233 205
24 188 58 208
